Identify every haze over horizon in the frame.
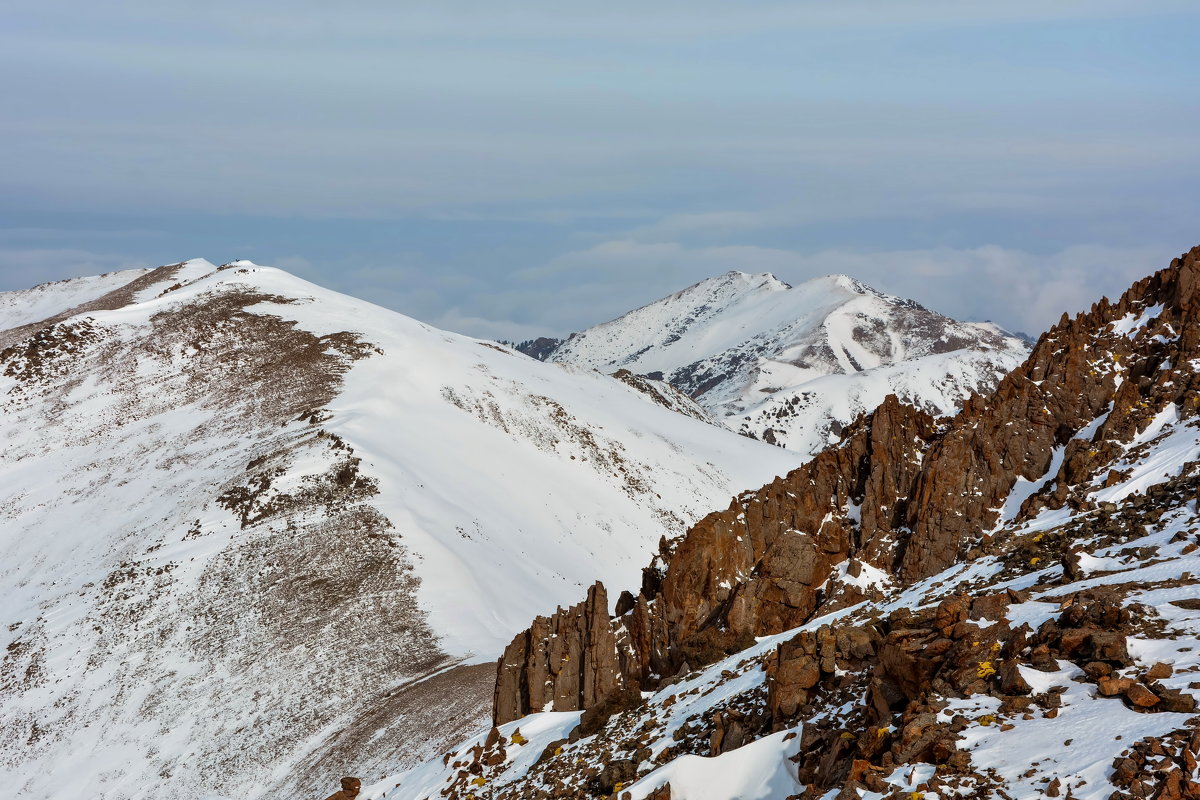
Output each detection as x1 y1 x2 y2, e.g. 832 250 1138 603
3 1 1197 340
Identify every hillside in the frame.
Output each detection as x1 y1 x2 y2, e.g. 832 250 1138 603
0 260 799 800
548 271 1028 456
378 246 1200 800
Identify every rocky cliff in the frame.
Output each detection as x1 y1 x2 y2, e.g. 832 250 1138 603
494 245 1200 726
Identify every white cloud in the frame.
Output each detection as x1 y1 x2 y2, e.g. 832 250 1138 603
0 247 152 293
514 239 1173 337
430 308 551 343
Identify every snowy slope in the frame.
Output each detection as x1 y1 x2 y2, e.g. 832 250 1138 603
550 271 1028 455
0 260 799 800
372 249 1200 800
374 402 1200 800
0 268 150 332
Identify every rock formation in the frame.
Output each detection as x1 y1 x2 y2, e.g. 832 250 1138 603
495 245 1200 726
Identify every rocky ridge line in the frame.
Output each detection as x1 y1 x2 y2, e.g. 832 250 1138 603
495 245 1200 726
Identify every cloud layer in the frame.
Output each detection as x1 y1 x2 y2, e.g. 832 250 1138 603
0 4 1196 343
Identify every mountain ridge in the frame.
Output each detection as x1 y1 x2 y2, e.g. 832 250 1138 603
0 259 800 800
541 269 1028 456
381 246 1200 800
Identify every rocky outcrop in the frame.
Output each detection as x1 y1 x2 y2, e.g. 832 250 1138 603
495 396 940 722
494 584 636 725
511 336 563 362
901 246 1200 580
495 246 1200 726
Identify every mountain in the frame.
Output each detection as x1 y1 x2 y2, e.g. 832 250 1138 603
509 337 564 362
377 246 1200 800
0 260 800 800
548 271 1029 456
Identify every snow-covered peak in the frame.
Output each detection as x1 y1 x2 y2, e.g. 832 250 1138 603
0 259 801 800
550 270 1028 456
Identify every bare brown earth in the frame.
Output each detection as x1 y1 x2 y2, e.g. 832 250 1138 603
277 663 495 799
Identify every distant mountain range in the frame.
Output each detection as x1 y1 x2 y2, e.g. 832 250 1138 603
513 271 1029 457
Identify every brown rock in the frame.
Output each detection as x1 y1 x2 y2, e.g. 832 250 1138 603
1145 661 1174 680
1151 686 1198 713
493 582 635 724
1112 756 1138 786
768 632 822 720
934 595 970 635
492 245 1200 732
1124 682 1161 708
969 593 1010 622
1088 630 1131 666
1098 676 1134 696
998 660 1033 695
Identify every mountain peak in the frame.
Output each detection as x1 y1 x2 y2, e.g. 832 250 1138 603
549 269 1028 455
674 269 791 298
0 257 799 800
458 245 1200 800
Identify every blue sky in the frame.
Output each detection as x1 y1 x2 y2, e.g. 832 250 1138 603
2 2 1197 339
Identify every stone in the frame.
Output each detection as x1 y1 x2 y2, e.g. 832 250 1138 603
595 759 638 795
1152 686 1198 713
934 596 970 635
1098 676 1134 696
1123 683 1161 708
493 583 633 725
1145 661 1173 680
998 661 1032 695
646 786 671 800
969 593 1010 622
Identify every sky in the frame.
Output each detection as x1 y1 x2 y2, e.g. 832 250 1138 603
2 1 1198 341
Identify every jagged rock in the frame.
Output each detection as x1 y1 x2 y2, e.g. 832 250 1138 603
767 633 822 719
1124 683 1161 708
1099 676 1135 697
934 595 970 635
593 759 637 795
494 246 1200 739
1151 686 1198 713
710 709 755 755
998 660 1032 695
969 593 1010 622
494 583 631 724
1060 548 1085 582
1146 662 1174 680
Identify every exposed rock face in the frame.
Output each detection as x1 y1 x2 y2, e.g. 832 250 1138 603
494 584 634 725
495 395 939 723
901 248 1200 580
511 336 563 362
495 246 1200 726
609 368 715 424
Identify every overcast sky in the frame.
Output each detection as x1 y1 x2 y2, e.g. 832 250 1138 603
2 1 1198 340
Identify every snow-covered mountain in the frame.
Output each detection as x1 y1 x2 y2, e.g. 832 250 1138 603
0 260 800 800
548 271 1029 456
374 246 1200 800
